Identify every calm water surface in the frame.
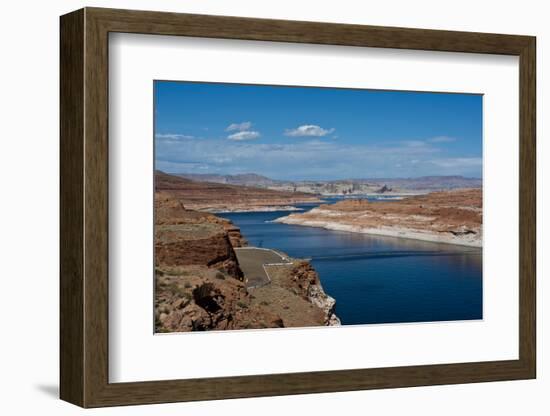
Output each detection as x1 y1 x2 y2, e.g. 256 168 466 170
219 202 482 325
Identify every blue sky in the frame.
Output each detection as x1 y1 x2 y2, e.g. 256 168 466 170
154 81 482 180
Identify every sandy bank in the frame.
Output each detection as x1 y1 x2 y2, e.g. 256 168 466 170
274 189 483 248
274 216 481 247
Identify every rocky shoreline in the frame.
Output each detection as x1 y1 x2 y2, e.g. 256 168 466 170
275 216 481 247
263 259 340 326
155 192 339 332
300 262 340 326
275 189 482 248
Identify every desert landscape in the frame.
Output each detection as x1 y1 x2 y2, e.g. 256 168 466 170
153 80 483 328
154 174 339 332
275 189 482 247
155 170 482 331
177 172 482 196
156 170 321 212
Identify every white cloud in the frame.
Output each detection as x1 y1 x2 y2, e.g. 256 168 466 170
226 121 252 132
402 136 457 147
155 133 195 140
284 124 335 137
227 131 261 141
155 135 480 180
401 140 428 147
427 136 456 143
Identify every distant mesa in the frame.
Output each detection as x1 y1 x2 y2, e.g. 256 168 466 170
168 171 482 196
175 172 277 187
375 185 393 194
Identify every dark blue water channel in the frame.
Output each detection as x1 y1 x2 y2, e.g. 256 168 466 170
219 201 482 325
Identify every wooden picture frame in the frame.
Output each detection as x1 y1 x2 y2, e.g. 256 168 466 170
60 7 536 408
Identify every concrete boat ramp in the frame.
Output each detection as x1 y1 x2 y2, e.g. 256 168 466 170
233 247 292 288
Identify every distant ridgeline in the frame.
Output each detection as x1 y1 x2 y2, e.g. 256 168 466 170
173 172 482 195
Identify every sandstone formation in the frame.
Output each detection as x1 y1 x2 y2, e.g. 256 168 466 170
155 192 340 332
285 261 340 326
155 266 285 332
275 189 482 247
155 170 321 212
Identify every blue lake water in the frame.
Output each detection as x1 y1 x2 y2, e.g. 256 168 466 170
219 202 482 326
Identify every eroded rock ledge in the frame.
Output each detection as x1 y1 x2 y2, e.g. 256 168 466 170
155 193 339 332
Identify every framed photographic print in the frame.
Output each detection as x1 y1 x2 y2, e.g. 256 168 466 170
60 7 536 408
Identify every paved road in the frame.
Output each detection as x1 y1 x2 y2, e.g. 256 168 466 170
234 247 290 288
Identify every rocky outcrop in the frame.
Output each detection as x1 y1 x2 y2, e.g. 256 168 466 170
155 191 339 333
156 191 248 246
155 266 285 332
155 193 287 332
224 224 247 247
155 192 247 279
376 184 393 193
288 261 340 325
155 227 243 279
